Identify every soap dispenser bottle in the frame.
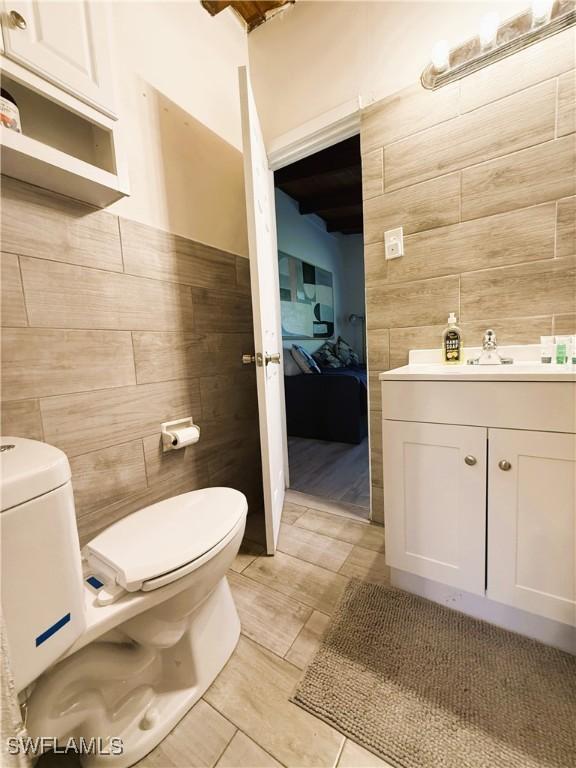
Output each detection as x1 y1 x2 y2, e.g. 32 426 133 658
443 312 463 364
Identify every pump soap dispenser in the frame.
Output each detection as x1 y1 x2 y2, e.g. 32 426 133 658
443 313 463 364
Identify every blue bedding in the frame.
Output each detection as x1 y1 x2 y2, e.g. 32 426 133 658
320 366 367 386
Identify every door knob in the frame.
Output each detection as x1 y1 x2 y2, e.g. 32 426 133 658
464 455 477 466
8 10 27 29
243 352 280 366
498 459 512 471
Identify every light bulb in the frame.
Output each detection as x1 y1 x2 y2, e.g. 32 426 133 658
431 40 450 73
532 0 554 25
479 12 500 49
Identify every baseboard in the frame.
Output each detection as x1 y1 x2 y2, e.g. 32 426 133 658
391 569 576 655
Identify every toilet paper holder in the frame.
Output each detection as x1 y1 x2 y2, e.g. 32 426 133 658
161 417 201 452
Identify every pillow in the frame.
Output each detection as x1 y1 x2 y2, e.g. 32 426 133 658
312 341 344 369
283 351 302 376
291 344 321 374
334 336 361 366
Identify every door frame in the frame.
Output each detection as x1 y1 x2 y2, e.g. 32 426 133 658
268 98 361 171
265 100 377 517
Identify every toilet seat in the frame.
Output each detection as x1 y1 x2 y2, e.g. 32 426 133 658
83 487 247 592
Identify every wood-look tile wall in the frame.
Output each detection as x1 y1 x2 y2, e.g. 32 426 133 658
361 29 576 524
1 177 262 544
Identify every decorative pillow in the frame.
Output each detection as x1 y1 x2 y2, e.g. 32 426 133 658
283 351 302 376
312 341 344 369
291 344 321 374
334 336 361 366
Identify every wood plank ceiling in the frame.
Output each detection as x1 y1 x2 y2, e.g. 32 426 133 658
201 1 294 31
274 136 363 235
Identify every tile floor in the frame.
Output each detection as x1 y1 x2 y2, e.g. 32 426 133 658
139 496 391 768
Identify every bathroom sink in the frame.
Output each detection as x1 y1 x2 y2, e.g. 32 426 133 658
380 362 576 382
379 345 576 382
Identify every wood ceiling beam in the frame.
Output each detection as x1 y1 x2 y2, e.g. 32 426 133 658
320 206 363 223
326 216 364 234
276 161 360 187
201 0 293 30
276 160 360 186
201 1 232 16
274 136 360 185
274 135 362 236
298 187 362 215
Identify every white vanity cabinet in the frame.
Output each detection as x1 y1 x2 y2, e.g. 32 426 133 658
383 421 487 596
380 354 576 643
1 0 116 116
487 428 575 626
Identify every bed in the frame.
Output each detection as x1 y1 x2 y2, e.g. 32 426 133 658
283 366 368 444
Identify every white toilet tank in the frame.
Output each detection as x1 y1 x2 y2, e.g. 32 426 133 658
0 437 86 692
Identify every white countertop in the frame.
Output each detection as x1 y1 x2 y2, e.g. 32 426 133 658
379 345 576 382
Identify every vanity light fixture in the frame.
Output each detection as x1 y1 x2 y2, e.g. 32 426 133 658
431 39 450 72
479 11 500 49
532 0 555 25
422 0 576 90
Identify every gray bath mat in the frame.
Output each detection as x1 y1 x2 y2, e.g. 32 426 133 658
291 581 576 768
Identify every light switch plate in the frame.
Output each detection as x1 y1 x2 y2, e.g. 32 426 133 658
384 226 404 260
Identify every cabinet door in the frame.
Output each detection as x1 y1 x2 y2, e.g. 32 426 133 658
1 0 115 115
487 429 576 626
383 421 487 595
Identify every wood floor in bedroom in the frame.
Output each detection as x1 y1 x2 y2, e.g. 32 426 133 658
287 436 370 514
138 494 390 768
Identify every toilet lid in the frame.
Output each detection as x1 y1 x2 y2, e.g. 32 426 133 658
84 487 247 590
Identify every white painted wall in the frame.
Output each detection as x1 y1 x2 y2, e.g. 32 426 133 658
276 188 365 358
249 0 529 144
100 1 532 255
107 1 250 256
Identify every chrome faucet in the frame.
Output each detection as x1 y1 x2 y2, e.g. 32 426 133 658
467 329 514 365
481 329 499 363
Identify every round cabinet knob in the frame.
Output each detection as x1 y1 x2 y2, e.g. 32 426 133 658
498 459 512 471
464 455 477 466
9 10 27 29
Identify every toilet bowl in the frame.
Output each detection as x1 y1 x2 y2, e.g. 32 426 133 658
0 437 247 767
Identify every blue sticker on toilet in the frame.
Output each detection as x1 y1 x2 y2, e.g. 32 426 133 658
35 613 71 647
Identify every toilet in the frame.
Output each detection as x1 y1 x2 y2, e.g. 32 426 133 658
0 437 247 767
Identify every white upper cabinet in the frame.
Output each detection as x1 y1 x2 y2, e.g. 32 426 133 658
487 428 576 626
1 0 116 116
383 420 487 596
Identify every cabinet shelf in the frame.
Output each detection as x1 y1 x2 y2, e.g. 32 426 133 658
0 5 128 210
1 126 128 207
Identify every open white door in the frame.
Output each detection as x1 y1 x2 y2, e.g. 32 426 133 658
239 66 287 554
